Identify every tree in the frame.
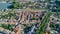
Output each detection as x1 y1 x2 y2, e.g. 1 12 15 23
8 24 14 31
12 2 20 9
1 24 15 31
1 24 8 29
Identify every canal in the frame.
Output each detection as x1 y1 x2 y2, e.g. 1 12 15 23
0 1 12 9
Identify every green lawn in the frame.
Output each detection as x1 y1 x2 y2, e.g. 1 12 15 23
36 12 51 34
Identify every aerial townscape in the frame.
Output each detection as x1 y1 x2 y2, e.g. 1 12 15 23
0 0 60 34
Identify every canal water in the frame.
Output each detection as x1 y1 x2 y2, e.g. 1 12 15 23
0 1 12 9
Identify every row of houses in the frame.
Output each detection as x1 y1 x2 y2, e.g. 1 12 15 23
0 10 46 34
